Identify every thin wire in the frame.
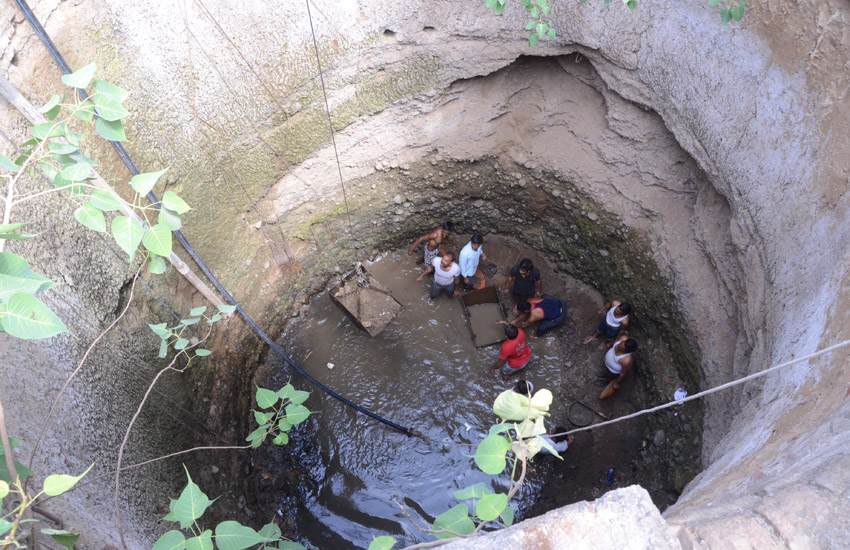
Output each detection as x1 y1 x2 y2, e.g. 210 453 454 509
304 0 356 256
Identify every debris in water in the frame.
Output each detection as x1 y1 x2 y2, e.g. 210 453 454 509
327 362 335 370
463 422 472 432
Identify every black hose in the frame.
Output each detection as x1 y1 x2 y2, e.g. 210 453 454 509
14 0 410 434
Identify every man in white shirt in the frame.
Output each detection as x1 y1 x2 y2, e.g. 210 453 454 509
459 234 487 290
417 251 461 299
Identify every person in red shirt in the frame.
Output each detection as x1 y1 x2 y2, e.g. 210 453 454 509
489 325 533 381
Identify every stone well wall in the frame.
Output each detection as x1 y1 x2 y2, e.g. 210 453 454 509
2 0 849 547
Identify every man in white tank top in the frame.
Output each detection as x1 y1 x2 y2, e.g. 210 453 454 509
601 334 638 391
583 300 631 349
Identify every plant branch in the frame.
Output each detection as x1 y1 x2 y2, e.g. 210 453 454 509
27 263 144 473
114 332 209 550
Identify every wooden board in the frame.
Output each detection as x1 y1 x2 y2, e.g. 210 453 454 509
461 286 508 348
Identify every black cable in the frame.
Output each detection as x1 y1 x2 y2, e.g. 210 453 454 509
14 0 410 434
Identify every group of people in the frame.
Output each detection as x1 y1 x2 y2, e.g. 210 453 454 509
408 221 638 398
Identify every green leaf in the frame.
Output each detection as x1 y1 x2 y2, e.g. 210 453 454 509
256 387 279 409
0 154 19 173
218 304 237 314
174 338 189 350
148 322 169 336
0 292 67 339
170 467 213 529
158 207 182 231
142 224 173 257
111 216 144 261
92 79 129 102
254 411 274 425
61 62 96 88
432 504 475 539
493 389 552 421
190 306 207 316
74 201 107 232
531 6 539 17
39 94 62 114
43 463 93 496
159 339 168 358
278 543 307 550
287 389 310 405
180 317 201 326
284 403 310 425
96 117 126 141
708 0 722 5
0 222 29 232
627 0 638 10
453 482 492 500
73 99 96 122
148 255 168 275
89 189 123 211
60 162 92 182
475 493 508 522
162 190 191 214
185 531 213 550
488 423 512 436
272 432 289 446
194 348 212 357
277 418 292 433
721 7 732 24
547 27 556 40
731 3 745 21
474 435 510 475
48 142 78 155
206 313 222 324
368 536 397 550
0 440 32 484
529 33 539 47
32 122 65 141
0 252 55 301
93 94 130 121
525 19 535 30
500 505 514 526
245 427 267 446
131 168 169 196
41 529 81 550
0 480 8 498
153 530 186 550
276 384 294 400
536 22 546 37
257 523 281 542
214 521 275 550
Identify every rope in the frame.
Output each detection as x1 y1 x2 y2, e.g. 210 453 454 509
304 0 357 255
15 0 410 435
561 338 850 436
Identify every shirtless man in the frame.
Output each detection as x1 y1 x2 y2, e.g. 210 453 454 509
408 221 456 274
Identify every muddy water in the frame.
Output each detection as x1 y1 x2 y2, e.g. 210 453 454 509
277 250 566 549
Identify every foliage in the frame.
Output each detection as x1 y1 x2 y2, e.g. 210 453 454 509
487 0 747 48
153 468 306 550
0 460 91 549
0 62 191 340
147 304 236 359
246 384 313 449
369 388 558 549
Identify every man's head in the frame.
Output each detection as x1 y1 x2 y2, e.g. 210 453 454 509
551 427 569 443
516 301 531 313
616 302 632 315
505 325 519 339
513 380 532 396
442 221 455 233
518 258 533 275
470 233 484 250
439 251 455 269
622 338 638 353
